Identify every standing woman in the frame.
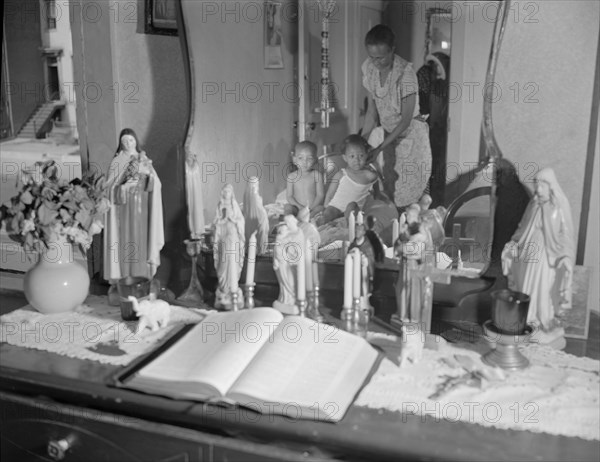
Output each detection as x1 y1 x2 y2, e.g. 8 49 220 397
361 25 432 209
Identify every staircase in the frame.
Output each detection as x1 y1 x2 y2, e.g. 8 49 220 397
18 101 65 139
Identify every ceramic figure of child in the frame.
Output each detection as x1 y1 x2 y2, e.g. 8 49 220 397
243 176 270 254
318 135 378 226
272 215 305 315
104 128 164 305
501 168 574 346
285 141 325 218
212 184 245 310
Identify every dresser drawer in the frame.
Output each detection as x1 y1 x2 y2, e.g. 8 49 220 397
0 392 320 462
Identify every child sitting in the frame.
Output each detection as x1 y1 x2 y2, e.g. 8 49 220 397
285 141 325 217
317 135 378 226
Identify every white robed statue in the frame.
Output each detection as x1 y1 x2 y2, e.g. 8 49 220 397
273 215 305 314
502 168 574 341
212 184 245 310
104 128 164 303
243 176 270 255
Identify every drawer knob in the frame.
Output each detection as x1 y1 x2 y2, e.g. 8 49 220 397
47 435 75 461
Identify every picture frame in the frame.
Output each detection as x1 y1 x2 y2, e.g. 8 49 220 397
264 1 284 69
145 0 178 36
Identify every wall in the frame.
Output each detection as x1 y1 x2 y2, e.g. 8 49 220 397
494 0 599 267
181 0 296 217
4 0 46 133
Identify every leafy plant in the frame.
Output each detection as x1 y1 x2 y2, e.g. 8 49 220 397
0 160 110 252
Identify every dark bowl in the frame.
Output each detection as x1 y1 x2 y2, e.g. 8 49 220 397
490 289 530 335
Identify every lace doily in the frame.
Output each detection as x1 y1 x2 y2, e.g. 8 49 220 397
357 332 600 441
0 295 213 366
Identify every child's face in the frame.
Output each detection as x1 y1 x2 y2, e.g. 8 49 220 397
343 144 367 171
293 148 316 172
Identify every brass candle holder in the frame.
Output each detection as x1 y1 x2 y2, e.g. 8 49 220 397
307 286 324 323
231 289 240 312
176 238 204 307
297 298 307 318
244 283 256 310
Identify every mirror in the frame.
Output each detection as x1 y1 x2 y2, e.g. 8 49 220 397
179 0 498 275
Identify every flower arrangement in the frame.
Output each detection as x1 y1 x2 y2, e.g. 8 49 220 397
1 160 110 252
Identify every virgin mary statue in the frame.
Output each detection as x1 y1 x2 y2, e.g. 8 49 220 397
502 168 574 331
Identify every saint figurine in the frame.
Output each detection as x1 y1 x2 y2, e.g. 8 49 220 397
243 176 270 255
104 128 164 304
501 168 574 339
272 215 305 314
212 184 245 310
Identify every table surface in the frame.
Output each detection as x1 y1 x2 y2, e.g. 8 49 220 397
1 289 599 462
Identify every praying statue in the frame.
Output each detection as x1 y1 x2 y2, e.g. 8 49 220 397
212 184 245 310
243 176 270 255
501 167 574 338
104 128 164 304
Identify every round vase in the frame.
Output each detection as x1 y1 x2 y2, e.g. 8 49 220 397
24 235 90 314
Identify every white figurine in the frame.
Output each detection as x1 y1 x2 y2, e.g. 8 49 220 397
272 215 305 314
502 168 574 346
129 296 171 333
243 176 270 255
212 184 245 310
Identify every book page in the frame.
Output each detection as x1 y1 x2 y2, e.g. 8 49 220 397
227 317 378 421
135 308 283 397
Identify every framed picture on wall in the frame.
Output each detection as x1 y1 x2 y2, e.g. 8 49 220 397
145 0 178 36
264 1 284 69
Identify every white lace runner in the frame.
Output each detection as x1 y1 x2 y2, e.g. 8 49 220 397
0 295 212 366
356 332 600 441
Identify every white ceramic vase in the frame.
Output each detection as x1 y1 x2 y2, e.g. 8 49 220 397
24 235 90 314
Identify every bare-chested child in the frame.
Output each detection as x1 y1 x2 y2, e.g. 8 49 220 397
317 135 378 226
285 141 325 217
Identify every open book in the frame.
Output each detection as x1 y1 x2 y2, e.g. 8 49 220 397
118 308 378 422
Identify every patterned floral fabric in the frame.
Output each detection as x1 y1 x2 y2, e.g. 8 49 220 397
362 55 432 207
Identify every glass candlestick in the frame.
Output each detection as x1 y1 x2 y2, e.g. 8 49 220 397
307 286 324 323
231 289 240 312
176 238 204 306
244 283 256 309
297 298 307 318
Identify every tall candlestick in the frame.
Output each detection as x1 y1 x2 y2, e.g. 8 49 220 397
343 253 353 309
352 249 361 299
297 244 306 301
392 218 399 244
348 211 356 242
356 211 364 225
305 239 313 292
245 231 257 286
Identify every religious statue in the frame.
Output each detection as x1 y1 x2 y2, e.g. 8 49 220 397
212 184 245 310
272 215 305 314
297 206 320 258
243 176 270 255
501 168 574 345
104 128 164 305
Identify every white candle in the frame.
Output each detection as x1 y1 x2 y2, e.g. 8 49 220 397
297 243 306 301
392 218 399 244
312 259 319 289
352 249 361 299
348 211 355 242
305 239 313 292
245 231 257 286
356 211 364 225
343 253 353 309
